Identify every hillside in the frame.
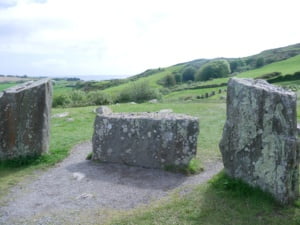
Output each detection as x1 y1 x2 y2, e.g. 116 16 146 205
98 43 300 95
2 43 300 106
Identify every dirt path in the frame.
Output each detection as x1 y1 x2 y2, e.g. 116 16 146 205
0 142 223 225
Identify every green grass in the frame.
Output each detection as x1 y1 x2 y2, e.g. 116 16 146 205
53 80 77 96
172 54 300 89
237 54 300 79
0 80 75 96
102 65 184 96
163 87 226 102
0 82 18 91
156 55 300 102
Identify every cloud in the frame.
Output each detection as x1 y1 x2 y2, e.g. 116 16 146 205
0 0 300 76
29 0 47 3
0 0 17 8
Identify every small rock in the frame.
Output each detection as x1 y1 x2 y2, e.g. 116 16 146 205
66 118 74 122
76 193 94 200
158 109 173 113
52 112 69 118
148 99 158 103
72 172 85 181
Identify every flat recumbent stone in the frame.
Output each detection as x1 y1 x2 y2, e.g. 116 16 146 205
0 79 52 160
219 78 299 204
92 111 199 169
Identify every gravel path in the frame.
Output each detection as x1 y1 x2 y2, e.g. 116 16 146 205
0 142 223 225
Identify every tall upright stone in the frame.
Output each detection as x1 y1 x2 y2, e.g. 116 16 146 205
219 78 299 204
0 79 52 160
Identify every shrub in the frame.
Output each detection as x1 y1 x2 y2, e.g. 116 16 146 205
255 72 282 80
52 94 71 107
118 81 161 103
69 90 87 106
255 57 265 68
174 72 182 83
159 88 171 95
229 59 245 73
182 66 196 82
86 91 113 105
196 60 231 81
164 74 176 87
268 71 300 83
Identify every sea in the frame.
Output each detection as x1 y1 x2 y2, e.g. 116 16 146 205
39 74 130 81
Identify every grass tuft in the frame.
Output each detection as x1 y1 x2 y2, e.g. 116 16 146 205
86 152 93 160
164 158 203 175
209 171 277 204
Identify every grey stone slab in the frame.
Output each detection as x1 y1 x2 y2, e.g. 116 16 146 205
0 79 52 160
92 112 199 169
219 78 299 204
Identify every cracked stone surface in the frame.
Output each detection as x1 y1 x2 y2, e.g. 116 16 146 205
219 78 299 204
0 79 52 160
92 112 199 169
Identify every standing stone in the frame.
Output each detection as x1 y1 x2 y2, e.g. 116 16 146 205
219 78 299 204
92 112 199 169
0 79 52 160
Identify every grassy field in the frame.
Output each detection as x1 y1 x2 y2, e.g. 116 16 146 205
0 79 75 96
0 99 299 224
52 80 77 96
102 65 184 96
1 53 300 224
171 54 300 89
237 54 300 78
163 87 226 102
0 82 18 91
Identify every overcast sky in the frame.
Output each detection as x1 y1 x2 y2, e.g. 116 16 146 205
0 0 299 77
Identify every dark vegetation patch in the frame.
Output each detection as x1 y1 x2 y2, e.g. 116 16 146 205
164 158 203 175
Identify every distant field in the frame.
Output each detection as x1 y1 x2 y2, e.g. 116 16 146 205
164 87 226 102
237 54 300 78
0 82 17 91
0 76 29 83
52 80 77 96
102 65 184 96
182 54 300 87
0 77 35 92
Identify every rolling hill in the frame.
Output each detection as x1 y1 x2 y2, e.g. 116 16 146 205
94 43 300 99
